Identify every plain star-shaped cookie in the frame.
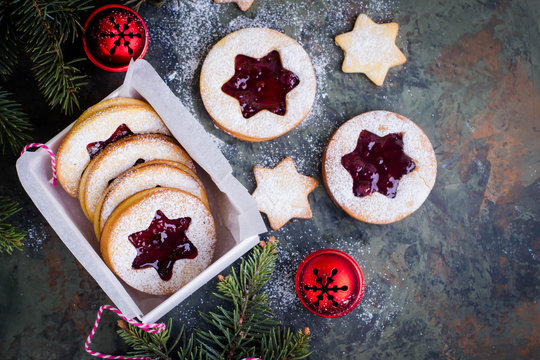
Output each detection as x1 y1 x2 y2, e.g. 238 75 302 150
214 0 254 11
252 157 318 230
335 14 406 86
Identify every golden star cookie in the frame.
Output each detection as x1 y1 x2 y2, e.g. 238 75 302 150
252 157 318 230
335 14 406 86
214 0 254 11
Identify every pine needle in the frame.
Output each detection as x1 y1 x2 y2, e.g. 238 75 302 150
198 241 281 359
0 2 20 80
0 196 25 255
117 318 180 359
124 0 168 12
0 89 32 155
12 0 92 115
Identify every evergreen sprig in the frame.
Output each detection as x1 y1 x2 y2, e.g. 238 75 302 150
12 0 93 115
116 240 312 359
124 0 168 12
199 239 280 359
0 88 32 155
0 196 25 255
117 318 181 359
0 2 19 81
259 327 311 360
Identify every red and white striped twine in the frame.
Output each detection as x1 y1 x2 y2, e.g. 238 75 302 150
20 143 57 186
85 305 166 359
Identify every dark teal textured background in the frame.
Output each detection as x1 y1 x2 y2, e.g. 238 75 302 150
1 0 538 359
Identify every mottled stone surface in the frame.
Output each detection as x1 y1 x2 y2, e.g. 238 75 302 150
1 0 538 359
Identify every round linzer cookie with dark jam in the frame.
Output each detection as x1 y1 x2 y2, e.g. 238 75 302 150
323 111 437 224
78 134 194 222
100 187 216 295
56 98 170 197
200 28 316 142
94 159 208 240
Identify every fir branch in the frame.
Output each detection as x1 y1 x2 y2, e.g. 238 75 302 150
176 330 208 360
260 327 311 360
0 89 32 155
0 2 20 80
124 0 168 12
13 0 92 115
117 240 312 360
117 318 180 359
198 239 280 359
0 196 25 255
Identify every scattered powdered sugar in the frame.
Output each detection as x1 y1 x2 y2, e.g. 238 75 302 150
22 218 49 252
265 233 407 335
323 111 437 224
200 28 317 141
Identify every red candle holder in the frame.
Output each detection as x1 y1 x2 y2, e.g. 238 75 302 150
83 4 149 72
295 248 364 318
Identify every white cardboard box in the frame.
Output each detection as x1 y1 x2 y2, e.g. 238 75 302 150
16 59 267 324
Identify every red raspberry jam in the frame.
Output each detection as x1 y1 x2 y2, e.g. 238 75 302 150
128 210 197 281
87 123 133 159
221 50 300 118
341 130 416 198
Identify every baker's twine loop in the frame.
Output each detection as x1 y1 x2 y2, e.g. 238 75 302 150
85 305 166 359
20 143 57 186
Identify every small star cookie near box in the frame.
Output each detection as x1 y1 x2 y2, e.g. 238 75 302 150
252 157 318 230
335 14 406 86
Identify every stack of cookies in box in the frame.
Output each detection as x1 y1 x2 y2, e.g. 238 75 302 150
56 97 216 295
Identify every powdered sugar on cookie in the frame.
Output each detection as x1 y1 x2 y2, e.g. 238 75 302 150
96 160 208 238
252 157 318 230
56 103 170 197
335 14 406 86
200 28 316 141
323 111 436 224
81 134 194 220
101 188 216 295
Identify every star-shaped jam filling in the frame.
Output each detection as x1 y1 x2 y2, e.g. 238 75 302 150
341 130 416 198
221 50 300 119
87 123 133 160
128 210 197 281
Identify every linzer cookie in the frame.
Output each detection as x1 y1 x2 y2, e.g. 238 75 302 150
56 98 170 197
94 159 208 239
100 187 216 295
72 97 149 128
335 14 406 86
200 28 316 141
79 134 195 221
252 157 318 230
323 111 436 224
